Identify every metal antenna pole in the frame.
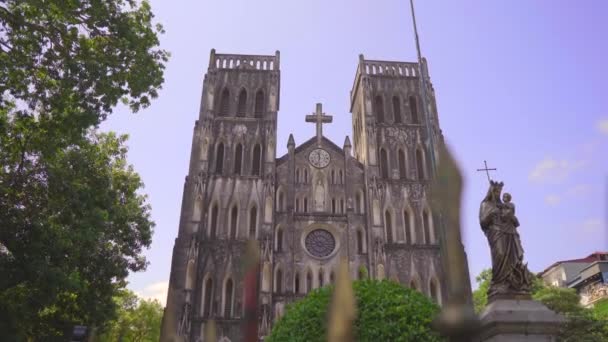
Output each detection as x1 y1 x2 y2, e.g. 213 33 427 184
410 0 437 176
409 2 479 341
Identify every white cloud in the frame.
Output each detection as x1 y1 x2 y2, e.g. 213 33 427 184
580 219 602 233
598 119 608 135
136 281 168 306
544 194 561 206
566 184 592 197
528 157 586 183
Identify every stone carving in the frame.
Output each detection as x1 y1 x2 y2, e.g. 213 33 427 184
260 304 270 335
193 170 207 198
409 183 423 201
177 303 191 337
479 181 532 300
187 236 198 259
261 236 272 262
232 124 247 139
385 127 408 143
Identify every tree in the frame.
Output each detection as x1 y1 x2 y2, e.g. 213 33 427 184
0 0 168 129
592 299 608 320
267 280 444 342
532 285 584 315
472 269 491 314
0 0 166 339
0 131 155 339
96 290 163 342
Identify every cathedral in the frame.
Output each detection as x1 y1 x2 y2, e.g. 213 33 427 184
161 49 455 341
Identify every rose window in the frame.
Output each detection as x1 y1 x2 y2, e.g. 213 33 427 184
305 229 336 258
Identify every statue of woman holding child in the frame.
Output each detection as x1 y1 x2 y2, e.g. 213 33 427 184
479 180 532 300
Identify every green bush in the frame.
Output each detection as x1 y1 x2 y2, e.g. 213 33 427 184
266 280 443 342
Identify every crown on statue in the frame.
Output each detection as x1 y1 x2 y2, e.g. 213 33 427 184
490 180 504 189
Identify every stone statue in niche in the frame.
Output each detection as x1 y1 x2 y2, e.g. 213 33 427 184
314 178 325 212
479 180 532 300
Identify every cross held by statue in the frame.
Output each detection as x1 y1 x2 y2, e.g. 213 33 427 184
305 103 333 146
477 160 497 182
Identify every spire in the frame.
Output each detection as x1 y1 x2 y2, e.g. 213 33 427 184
343 136 352 157
287 134 295 148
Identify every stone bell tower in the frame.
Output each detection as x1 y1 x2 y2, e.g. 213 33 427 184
349 55 447 300
161 49 280 341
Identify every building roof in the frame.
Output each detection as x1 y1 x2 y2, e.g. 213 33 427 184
539 252 608 277
567 261 608 289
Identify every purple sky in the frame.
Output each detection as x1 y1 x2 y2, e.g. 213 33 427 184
102 0 608 303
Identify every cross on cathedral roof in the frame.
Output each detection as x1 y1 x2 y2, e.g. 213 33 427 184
305 103 333 146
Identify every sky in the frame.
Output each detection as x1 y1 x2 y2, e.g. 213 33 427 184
102 0 608 305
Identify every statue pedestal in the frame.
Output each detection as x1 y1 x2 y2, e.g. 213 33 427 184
476 299 565 342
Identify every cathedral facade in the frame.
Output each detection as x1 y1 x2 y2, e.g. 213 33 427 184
161 49 451 341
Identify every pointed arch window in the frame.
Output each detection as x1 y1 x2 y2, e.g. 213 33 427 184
340 198 344 213
398 149 407 179
380 148 389 179
318 270 324 287
423 209 431 244
252 144 261 176
295 273 301 294
278 191 284 211
215 143 224 174
404 210 412 244
331 170 336 184
357 229 363 254
210 204 219 238
416 149 425 180
303 198 308 213
339 170 344 184
303 169 308 183
275 268 283 293
276 227 283 252
306 270 313 293
230 206 238 239
295 169 300 183
237 89 247 117
219 88 230 116
410 279 419 291
295 198 300 213
254 90 265 118
249 206 257 238
203 278 214 317
234 144 243 175
224 279 234 317
374 96 384 123
385 210 393 243
331 198 336 214
430 278 440 304
393 96 402 123
409 96 419 124
356 191 364 214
